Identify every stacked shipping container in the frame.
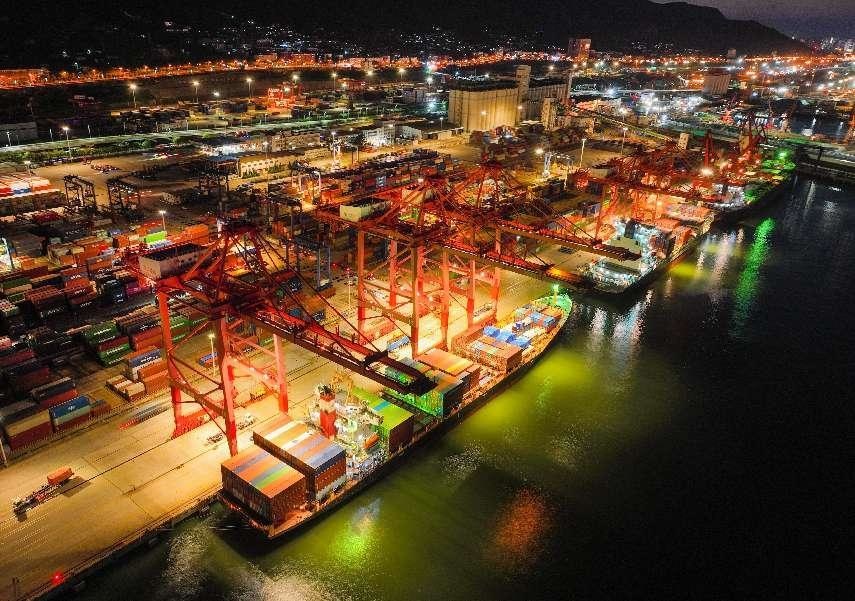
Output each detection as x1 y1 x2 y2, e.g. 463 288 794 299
252 414 347 502
221 446 306 525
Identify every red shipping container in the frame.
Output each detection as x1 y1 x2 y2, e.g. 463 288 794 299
47 466 73 485
0 350 36 368
56 413 91 432
96 336 130 353
12 370 53 393
92 403 111 418
7 422 53 450
38 389 79 409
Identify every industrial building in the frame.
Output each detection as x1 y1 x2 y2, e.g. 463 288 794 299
196 135 257 156
703 69 732 96
447 79 520 132
269 129 323 151
449 66 569 131
523 77 569 121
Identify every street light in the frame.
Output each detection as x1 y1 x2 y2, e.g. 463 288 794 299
158 209 166 231
535 147 544 156
480 109 487 131
398 67 405 83
517 104 524 123
61 125 71 155
208 333 216 371
129 83 137 109
620 126 628 156
291 73 299 84
578 137 587 169
246 77 253 99
331 71 337 91
213 91 220 98
192 80 199 103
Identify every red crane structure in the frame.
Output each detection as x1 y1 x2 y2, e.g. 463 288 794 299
315 160 639 355
146 221 434 456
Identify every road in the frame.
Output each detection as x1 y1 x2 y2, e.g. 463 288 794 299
0 116 373 156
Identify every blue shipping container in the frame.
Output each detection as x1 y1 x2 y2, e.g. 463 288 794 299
49 395 91 420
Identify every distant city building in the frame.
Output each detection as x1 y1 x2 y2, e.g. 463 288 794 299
702 69 731 96
567 38 591 64
0 69 49 87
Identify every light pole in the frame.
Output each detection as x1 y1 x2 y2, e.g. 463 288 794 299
398 67 405 84
578 137 587 169
426 75 433 92
192 80 199 103
246 77 253 99
159 210 166 232
331 71 337 91
480 109 487 131
23 160 31 174
5 132 10 147
208 333 216 372
517 104 523 124
61 125 71 156
129 83 137 110
620 127 628 156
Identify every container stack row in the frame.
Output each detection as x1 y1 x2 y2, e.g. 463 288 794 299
0 394 109 451
351 387 415 454
221 445 307 525
252 413 348 502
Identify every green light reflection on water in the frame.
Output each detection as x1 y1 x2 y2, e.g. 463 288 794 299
731 218 775 337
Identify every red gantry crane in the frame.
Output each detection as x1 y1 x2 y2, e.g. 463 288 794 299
144 221 434 456
315 160 640 355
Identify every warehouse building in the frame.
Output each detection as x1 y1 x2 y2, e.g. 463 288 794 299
138 243 205 279
236 151 295 177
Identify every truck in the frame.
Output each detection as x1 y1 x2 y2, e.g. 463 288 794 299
11 466 73 513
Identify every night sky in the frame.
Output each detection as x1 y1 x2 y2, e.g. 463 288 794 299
654 0 853 38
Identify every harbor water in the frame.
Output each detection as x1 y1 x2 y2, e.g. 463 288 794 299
80 177 854 600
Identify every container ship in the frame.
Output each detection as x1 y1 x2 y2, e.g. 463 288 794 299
581 172 794 295
219 293 572 538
